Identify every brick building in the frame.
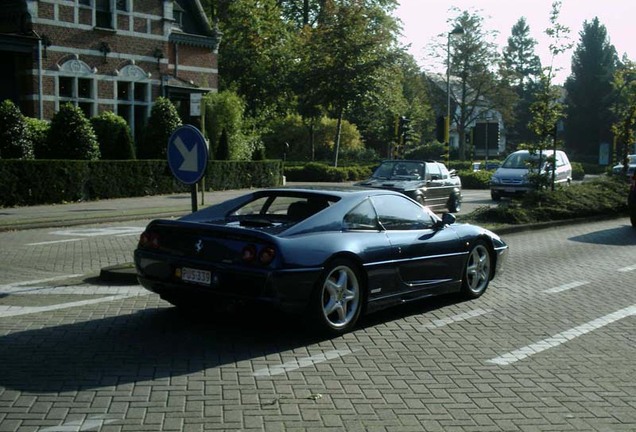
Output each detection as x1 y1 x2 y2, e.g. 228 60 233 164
0 0 219 140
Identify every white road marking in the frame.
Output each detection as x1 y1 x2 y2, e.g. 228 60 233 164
50 227 143 237
0 275 84 290
487 304 636 366
420 308 493 329
0 294 141 318
38 415 119 431
543 281 589 294
252 349 355 377
618 264 636 272
26 238 82 246
0 284 145 296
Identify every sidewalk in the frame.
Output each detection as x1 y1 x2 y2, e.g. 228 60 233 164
0 182 354 232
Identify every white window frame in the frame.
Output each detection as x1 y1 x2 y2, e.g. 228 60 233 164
56 57 97 118
115 64 152 138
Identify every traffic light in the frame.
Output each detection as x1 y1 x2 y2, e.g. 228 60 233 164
399 116 412 143
435 115 445 143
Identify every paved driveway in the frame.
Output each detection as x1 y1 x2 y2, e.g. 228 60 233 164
0 217 634 431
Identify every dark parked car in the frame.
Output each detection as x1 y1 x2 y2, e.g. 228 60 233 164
356 160 462 212
134 187 507 335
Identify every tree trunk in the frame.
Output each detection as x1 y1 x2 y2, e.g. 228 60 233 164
333 107 343 167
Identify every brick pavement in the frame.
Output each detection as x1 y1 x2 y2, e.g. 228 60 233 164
0 210 635 430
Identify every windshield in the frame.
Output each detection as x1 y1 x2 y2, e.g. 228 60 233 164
371 161 424 180
501 152 548 169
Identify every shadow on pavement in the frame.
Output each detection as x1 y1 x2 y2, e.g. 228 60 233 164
0 292 461 393
569 224 636 246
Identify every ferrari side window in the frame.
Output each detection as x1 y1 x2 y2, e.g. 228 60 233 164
344 199 379 230
372 195 435 231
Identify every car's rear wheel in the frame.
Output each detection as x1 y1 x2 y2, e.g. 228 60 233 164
447 194 461 213
631 211 636 228
308 258 364 335
461 241 492 299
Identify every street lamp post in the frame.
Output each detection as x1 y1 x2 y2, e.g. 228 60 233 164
446 26 464 165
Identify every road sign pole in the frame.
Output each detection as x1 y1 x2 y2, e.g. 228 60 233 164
191 184 198 212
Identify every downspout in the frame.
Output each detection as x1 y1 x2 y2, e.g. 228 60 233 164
37 37 43 119
174 43 179 76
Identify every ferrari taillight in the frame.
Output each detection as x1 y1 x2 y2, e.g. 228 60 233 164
258 246 276 265
241 244 257 263
241 244 276 266
139 231 160 249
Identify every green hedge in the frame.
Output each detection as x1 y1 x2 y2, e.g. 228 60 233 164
0 160 282 207
284 162 374 182
457 169 492 189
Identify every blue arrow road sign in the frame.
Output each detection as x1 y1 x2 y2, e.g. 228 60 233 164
167 125 208 185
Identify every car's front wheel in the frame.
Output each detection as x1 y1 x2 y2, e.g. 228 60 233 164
461 241 492 299
308 258 364 335
491 190 501 201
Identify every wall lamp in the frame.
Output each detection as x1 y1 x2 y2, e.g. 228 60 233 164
99 41 111 63
154 47 164 69
41 34 52 58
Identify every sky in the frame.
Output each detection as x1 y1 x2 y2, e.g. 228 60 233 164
394 0 635 84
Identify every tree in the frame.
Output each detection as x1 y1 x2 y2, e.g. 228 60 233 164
528 1 571 190
444 9 501 160
347 52 434 158
202 90 257 160
501 17 542 90
137 97 182 159
611 60 636 171
217 0 296 119
0 99 33 160
302 0 399 166
564 17 618 161
500 17 543 147
46 103 100 160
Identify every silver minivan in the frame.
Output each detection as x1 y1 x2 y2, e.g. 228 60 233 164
490 149 572 201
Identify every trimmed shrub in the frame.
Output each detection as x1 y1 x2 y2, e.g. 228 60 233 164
25 117 50 159
46 103 100 160
216 128 230 160
91 111 135 160
137 97 182 159
457 169 492 189
0 99 33 159
571 161 585 180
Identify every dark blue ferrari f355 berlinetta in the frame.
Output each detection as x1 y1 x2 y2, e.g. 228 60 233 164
134 186 507 335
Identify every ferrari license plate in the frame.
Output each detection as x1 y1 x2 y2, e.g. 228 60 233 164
181 267 212 285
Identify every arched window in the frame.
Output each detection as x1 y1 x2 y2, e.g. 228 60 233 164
115 63 151 140
57 57 96 118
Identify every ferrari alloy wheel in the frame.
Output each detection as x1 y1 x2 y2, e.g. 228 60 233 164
312 259 363 335
461 241 491 298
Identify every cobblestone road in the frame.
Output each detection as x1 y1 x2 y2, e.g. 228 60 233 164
0 217 635 431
